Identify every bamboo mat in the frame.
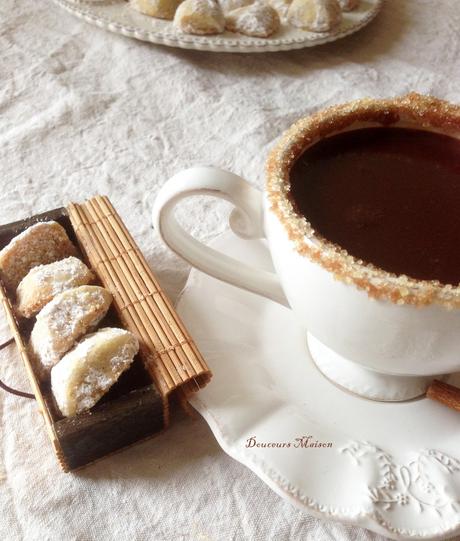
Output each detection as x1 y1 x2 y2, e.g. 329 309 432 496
67 196 212 402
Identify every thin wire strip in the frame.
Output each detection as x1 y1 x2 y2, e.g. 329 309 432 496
0 338 35 399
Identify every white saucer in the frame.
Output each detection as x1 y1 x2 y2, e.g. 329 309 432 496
177 231 460 541
52 0 383 54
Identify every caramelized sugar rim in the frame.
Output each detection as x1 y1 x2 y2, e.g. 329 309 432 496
266 93 460 308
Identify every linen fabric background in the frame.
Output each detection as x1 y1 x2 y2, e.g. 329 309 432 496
1 0 460 539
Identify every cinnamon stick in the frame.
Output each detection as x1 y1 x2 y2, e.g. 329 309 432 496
426 379 460 412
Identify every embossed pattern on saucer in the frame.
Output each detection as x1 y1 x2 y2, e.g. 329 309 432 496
177 231 460 540
52 0 383 53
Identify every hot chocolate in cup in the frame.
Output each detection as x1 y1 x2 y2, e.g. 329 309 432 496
153 93 460 401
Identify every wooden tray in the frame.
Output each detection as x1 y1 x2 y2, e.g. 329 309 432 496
0 197 211 472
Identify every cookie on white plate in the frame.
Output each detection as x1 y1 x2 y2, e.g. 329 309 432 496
174 0 225 35
267 0 292 23
130 0 182 20
288 0 342 32
226 2 280 37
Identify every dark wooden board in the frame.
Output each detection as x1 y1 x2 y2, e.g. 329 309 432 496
54 385 164 471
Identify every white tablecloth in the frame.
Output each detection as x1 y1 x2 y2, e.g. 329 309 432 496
1 0 460 539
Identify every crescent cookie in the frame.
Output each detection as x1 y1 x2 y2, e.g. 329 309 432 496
0 221 77 291
30 285 112 378
174 0 225 35
267 0 292 23
16 257 94 318
225 3 280 37
51 328 139 417
288 0 342 32
130 0 182 20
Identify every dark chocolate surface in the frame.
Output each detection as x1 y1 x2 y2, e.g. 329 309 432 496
289 128 460 285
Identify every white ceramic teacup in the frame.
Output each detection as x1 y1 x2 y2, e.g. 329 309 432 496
153 94 460 401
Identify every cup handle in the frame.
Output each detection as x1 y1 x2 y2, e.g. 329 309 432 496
152 166 288 306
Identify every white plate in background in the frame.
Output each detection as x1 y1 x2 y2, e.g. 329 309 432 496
52 0 383 53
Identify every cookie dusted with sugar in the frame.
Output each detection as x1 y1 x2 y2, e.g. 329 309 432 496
0 221 77 291
288 0 342 32
130 0 182 20
30 285 112 379
51 328 139 417
16 257 94 318
174 0 225 35
226 2 280 37
267 0 292 23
